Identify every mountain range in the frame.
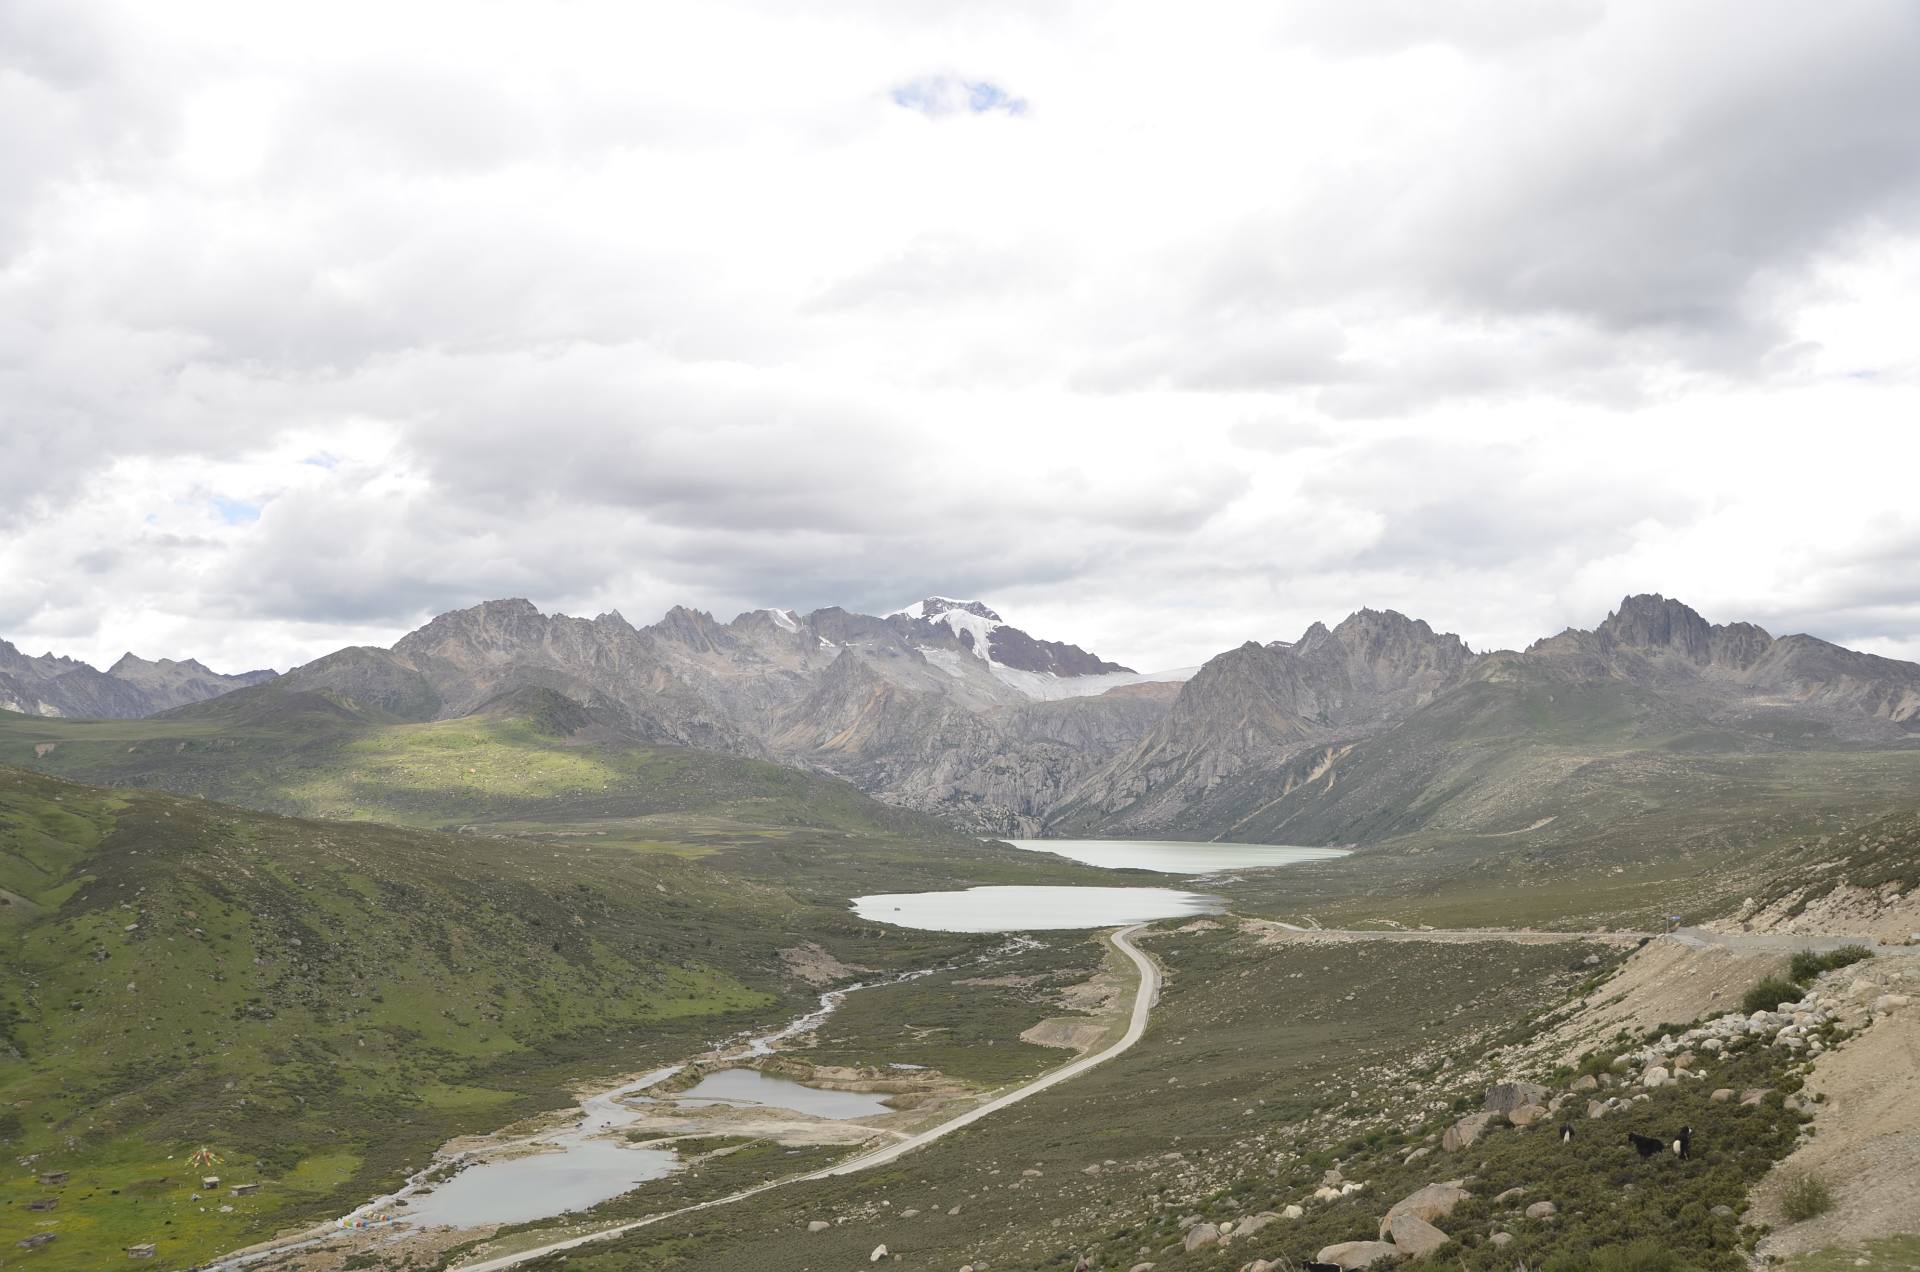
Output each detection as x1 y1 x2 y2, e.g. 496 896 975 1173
8 592 1918 840
0 640 275 719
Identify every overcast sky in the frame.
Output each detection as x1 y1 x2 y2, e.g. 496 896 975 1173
6 0 1920 675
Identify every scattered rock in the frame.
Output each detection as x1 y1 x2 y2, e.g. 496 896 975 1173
1489 1233 1514 1249
1184 1223 1221 1253
1387 1213 1451 1257
1642 1066 1671 1089
1442 1111 1502 1151
1493 1187 1527 1205
1236 1212 1282 1238
126 1245 156 1259
1283 1204 1305 1219
1379 1182 1471 1238
1740 1088 1772 1106
870 1244 888 1263
1317 1239 1404 1269
1710 1089 1734 1103
1509 1103 1549 1127
1587 1099 1609 1119
1525 1201 1558 1220
1570 1074 1599 1092
807 1220 831 1232
1483 1081 1550 1117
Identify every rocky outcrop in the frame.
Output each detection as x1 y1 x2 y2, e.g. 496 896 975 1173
1317 1239 1403 1269
1384 1213 1450 1258
1378 1183 1469 1238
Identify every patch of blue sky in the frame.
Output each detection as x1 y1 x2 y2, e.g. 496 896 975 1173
891 75 1028 118
212 496 262 524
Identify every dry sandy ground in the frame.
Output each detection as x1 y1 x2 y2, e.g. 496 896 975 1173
1753 963 1920 1259
1543 937 1789 1065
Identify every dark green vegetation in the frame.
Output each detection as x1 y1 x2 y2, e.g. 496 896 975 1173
0 766 1100 1269
1743 977 1806 1013
1789 945 1874 984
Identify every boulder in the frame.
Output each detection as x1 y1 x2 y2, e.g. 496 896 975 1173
1642 1066 1670 1089
1525 1201 1557 1220
1483 1082 1549 1117
1586 1099 1608 1119
807 1220 831 1232
1283 1204 1305 1219
1710 1089 1734 1103
1402 1147 1431 1165
1489 1232 1514 1248
1317 1240 1404 1270
1509 1103 1549 1127
1184 1223 1220 1253
869 1245 888 1263
1740 1088 1771 1106
1387 1214 1451 1258
1570 1074 1599 1093
1493 1187 1527 1205
1442 1112 1502 1151
1236 1212 1281 1238
1379 1182 1471 1238
1129 1265 1156 1272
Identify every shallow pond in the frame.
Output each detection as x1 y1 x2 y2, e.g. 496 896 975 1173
399 1137 677 1228
669 1067 893 1119
1006 837 1347 875
851 884 1222 932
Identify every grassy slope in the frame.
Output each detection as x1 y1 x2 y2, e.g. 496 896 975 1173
539 924 1808 1272
0 764 1101 1270
0 692 958 846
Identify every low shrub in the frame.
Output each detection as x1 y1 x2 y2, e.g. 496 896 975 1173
1741 977 1802 1014
1780 1171 1833 1222
1788 945 1874 985
1543 1239 1694 1272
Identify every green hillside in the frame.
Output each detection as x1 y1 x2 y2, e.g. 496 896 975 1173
0 686 966 852
0 766 1090 1269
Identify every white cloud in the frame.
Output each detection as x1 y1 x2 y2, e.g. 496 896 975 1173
3 0 1920 675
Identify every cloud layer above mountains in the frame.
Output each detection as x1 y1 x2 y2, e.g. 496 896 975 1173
6 0 1920 673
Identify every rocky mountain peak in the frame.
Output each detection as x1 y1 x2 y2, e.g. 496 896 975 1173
1597 593 1714 661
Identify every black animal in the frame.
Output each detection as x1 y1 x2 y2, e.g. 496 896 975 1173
1672 1126 1693 1159
1305 1262 1344 1272
1559 1124 1575 1143
1628 1131 1666 1158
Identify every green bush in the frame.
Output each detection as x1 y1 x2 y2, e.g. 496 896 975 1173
1789 945 1874 985
1781 1172 1832 1222
1742 977 1802 1013
1543 1239 1693 1272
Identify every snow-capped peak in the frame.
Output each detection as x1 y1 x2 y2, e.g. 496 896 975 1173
890 596 1004 624
891 597 1004 661
762 607 801 633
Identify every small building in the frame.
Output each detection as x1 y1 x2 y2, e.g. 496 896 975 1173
127 1244 157 1259
202 1176 221 1189
230 1183 259 1197
37 1171 68 1185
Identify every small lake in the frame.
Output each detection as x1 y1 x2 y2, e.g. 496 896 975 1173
400 1138 677 1228
852 884 1222 933
1006 838 1347 874
669 1068 893 1119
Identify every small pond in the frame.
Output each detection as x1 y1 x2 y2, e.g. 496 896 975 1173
851 884 1222 933
399 1138 677 1228
668 1068 893 1119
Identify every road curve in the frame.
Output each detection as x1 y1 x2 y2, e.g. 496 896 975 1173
455 924 1161 1272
